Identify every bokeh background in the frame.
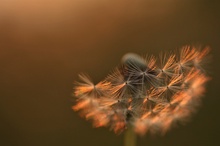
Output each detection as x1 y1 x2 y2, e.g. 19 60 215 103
0 0 219 146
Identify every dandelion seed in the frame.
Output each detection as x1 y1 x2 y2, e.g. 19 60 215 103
175 46 196 73
72 46 211 138
193 47 211 72
157 52 176 77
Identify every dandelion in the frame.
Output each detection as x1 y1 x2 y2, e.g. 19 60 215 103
72 46 210 146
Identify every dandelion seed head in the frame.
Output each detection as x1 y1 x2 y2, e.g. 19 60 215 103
72 46 211 136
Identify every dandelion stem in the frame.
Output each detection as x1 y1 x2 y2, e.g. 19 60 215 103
124 126 136 146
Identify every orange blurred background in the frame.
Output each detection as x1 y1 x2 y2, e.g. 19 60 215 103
0 0 219 146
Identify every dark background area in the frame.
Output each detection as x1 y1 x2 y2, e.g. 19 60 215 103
0 0 219 146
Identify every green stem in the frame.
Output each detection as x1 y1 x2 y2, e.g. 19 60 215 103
124 126 136 146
